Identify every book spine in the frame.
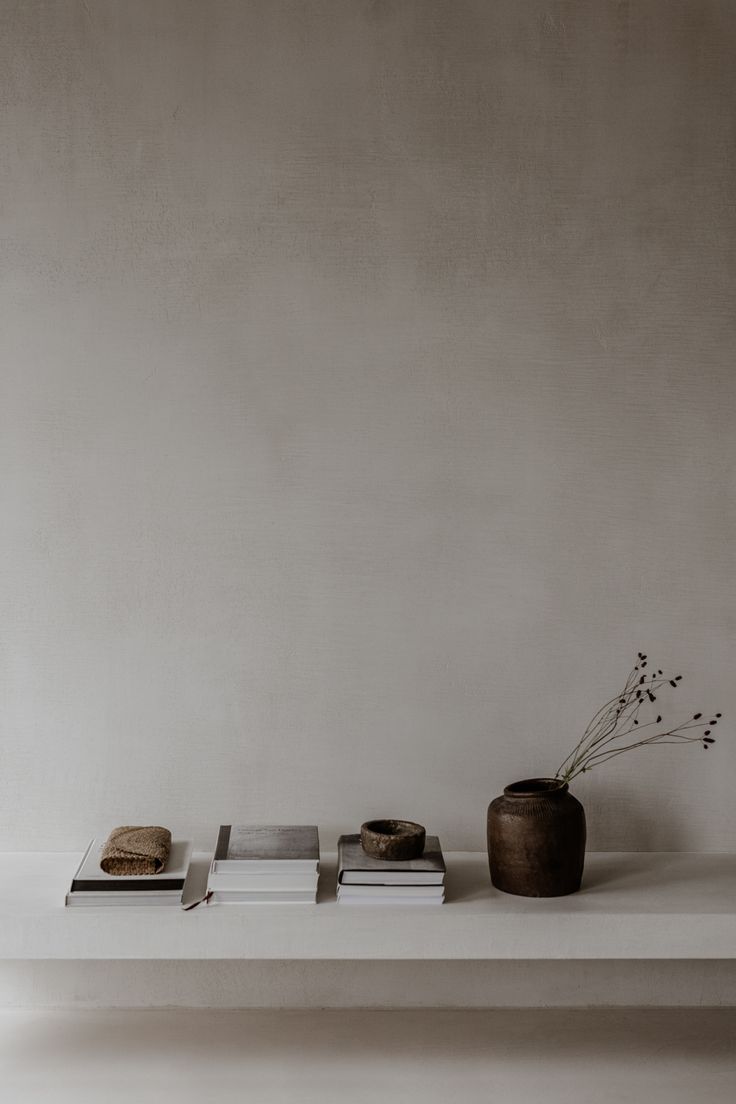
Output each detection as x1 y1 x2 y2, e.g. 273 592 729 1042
214 825 231 862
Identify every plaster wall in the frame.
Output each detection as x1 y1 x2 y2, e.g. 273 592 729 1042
2 1 734 852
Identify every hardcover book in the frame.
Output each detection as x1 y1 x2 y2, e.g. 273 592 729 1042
206 870 318 892
213 825 319 873
65 837 193 907
337 834 445 885
66 892 185 908
70 838 192 892
336 892 445 906
208 889 317 904
337 883 444 899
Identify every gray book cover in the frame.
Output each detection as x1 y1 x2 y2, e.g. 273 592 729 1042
337 834 445 882
216 825 319 862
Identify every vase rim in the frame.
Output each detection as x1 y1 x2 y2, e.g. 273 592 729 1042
503 777 569 797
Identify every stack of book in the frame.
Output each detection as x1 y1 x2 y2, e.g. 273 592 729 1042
65 838 193 907
336 833 446 904
206 824 320 903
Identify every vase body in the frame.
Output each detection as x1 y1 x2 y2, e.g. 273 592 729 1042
487 778 586 897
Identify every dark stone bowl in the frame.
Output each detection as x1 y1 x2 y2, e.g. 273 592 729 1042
360 819 426 861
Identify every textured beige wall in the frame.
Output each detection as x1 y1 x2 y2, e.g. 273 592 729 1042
1 1 734 851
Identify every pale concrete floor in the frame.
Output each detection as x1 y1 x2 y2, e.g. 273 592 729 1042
1 1009 734 1104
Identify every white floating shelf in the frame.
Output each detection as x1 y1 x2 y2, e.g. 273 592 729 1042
1 851 734 961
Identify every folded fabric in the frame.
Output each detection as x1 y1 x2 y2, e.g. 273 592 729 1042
99 826 172 875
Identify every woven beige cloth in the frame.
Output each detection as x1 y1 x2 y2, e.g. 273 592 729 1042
99 826 172 875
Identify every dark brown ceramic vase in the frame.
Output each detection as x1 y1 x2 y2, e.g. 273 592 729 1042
487 778 586 897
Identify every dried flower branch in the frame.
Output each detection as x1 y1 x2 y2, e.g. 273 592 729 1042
556 653 722 784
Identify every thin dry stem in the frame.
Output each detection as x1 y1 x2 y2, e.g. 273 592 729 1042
555 655 719 784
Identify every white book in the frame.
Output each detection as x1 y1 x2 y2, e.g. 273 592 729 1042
65 837 193 907
337 893 445 906
208 889 317 904
207 868 318 893
213 825 320 874
65 893 183 908
337 884 444 899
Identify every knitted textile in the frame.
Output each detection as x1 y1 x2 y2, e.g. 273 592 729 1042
99 826 172 875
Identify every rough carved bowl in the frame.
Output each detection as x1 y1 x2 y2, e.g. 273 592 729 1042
360 819 426 861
